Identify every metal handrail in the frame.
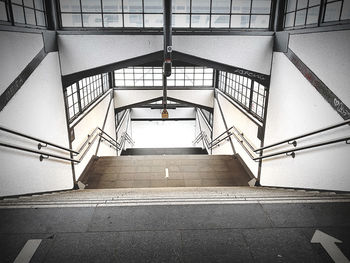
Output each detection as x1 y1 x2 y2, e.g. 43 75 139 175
254 119 350 152
76 127 121 154
254 136 350 161
0 125 79 154
205 119 350 161
0 142 79 163
0 126 123 163
192 132 204 145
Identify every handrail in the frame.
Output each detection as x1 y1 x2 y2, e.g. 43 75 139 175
205 119 350 162
254 136 350 161
0 142 79 163
192 132 204 145
0 126 123 164
254 119 350 152
0 125 79 154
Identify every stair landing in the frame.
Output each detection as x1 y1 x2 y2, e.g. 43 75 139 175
83 155 252 189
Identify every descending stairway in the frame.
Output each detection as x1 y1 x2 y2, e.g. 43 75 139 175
81 154 252 189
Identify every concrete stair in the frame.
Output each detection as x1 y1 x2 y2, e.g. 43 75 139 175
83 154 253 189
1 187 349 208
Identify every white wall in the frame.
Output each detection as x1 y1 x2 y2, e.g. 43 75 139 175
114 89 214 109
0 50 73 196
196 109 212 152
131 120 196 148
261 52 350 191
58 35 162 75
0 31 43 94
211 99 233 156
96 94 117 156
58 34 273 76
71 92 116 179
173 35 274 75
131 107 196 119
116 110 132 154
212 93 261 177
289 30 350 106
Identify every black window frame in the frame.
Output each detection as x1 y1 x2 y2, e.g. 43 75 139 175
65 72 110 122
283 0 350 30
0 0 48 29
114 66 214 88
57 0 274 30
217 70 267 121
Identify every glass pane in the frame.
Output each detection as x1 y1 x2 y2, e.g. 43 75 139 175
173 14 190 27
284 12 295 27
59 0 80 12
250 14 269 28
123 0 142 12
192 0 210 13
297 0 308 10
295 9 306 25
230 14 249 27
172 0 190 13
232 0 251 14
341 0 350 20
12 5 25 23
104 14 122 27
286 0 296 12
324 1 342 22
0 2 8 21
309 0 320 6
144 14 163 27
25 7 36 24
102 0 122 12
144 0 162 13
211 14 229 27
23 0 34 8
251 0 271 14
61 13 82 27
191 14 209 27
34 0 44 10
306 6 319 24
12 0 23 5
124 13 143 26
212 0 231 13
83 13 102 26
81 0 101 12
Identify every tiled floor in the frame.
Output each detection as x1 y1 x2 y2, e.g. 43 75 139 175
1 202 350 262
85 155 251 189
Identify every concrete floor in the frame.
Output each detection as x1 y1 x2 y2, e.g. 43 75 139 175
85 155 251 189
0 201 349 262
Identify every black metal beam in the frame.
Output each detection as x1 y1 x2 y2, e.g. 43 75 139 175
62 51 163 88
115 96 213 113
285 48 350 120
0 48 47 112
173 51 270 87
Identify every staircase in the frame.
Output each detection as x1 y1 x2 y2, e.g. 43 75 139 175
81 154 252 189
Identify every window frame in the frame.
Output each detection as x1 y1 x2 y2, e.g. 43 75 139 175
217 70 267 121
65 73 110 122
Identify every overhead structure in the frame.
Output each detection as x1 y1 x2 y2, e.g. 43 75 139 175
162 0 172 118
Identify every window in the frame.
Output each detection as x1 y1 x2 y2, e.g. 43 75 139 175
218 71 267 121
58 0 272 29
9 0 47 27
65 73 110 121
284 0 350 29
0 0 8 22
114 67 214 87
